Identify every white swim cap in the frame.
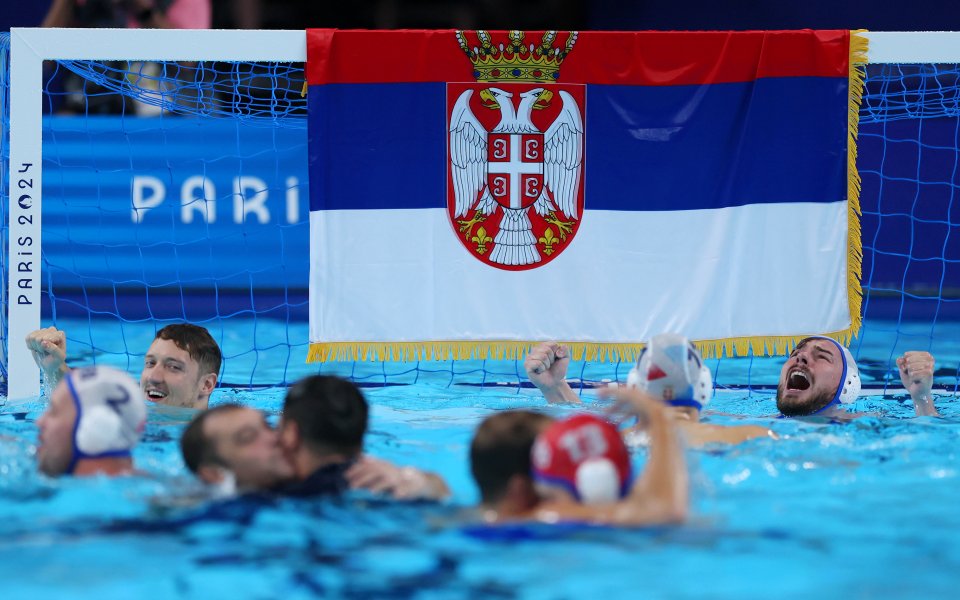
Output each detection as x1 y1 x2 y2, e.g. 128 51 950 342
64 366 147 469
803 337 861 406
628 333 713 410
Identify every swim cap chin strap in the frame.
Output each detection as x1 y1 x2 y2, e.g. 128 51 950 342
807 337 862 416
64 368 146 474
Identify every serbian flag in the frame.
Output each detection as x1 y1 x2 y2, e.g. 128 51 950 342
306 29 865 362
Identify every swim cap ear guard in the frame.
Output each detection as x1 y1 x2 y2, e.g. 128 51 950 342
627 333 713 411
531 414 632 505
65 366 147 473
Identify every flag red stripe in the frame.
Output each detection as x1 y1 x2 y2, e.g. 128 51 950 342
306 29 849 86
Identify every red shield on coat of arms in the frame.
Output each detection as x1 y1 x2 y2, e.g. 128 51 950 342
447 81 585 271
446 29 585 271
486 132 544 211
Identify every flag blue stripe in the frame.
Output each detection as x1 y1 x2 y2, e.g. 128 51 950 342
308 77 846 212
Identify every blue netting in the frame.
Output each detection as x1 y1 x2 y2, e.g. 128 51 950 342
861 64 960 123
1 56 959 395
54 59 306 127
856 63 960 394
37 58 309 388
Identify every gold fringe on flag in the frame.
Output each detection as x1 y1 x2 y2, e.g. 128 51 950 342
842 29 868 348
308 332 866 366
307 340 659 364
307 330 863 365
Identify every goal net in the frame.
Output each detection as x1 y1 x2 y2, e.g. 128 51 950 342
1 29 958 400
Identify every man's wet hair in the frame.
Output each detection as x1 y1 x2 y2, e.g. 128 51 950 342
283 375 368 456
470 410 555 505
180 403 245 473
155 323 222 378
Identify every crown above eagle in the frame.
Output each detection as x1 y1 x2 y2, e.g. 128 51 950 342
456 30 578 83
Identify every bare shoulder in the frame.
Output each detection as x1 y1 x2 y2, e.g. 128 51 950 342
683 422 774 447
529 501 631 526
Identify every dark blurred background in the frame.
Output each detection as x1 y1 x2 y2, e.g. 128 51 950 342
3 0 960 31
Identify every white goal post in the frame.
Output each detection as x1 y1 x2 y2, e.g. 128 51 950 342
2 28 958 400
5 28 306 400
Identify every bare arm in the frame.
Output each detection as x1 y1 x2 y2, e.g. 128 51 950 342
534 388 687 526
620 389 687 524
346 455 451 501
897 351 939 417
682 423 775 447
523 342 581 404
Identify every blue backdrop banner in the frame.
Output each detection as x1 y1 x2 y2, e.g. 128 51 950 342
41 115 310 319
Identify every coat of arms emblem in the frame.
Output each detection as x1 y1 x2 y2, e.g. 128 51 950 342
448 30 584 270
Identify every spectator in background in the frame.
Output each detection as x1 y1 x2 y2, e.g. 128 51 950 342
41 0 211 114
211 0 260 29
42 0 211 30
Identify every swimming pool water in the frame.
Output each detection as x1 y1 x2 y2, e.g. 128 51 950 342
1 319 958 599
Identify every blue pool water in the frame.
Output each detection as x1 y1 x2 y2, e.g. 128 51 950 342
1 318 959 599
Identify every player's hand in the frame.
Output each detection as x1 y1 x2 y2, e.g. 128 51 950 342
897 351 935 399
25 327 68 379
524 342 571 391
346 455 442 500
601 385 667 428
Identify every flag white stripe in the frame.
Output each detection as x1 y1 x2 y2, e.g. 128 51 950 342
309 201 849 344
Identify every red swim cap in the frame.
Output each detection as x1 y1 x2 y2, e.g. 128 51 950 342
531 414 631 504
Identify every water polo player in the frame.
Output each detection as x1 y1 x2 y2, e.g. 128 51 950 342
27 323 221 410
526 336 939 420
470 386 688 526
37 365 147 477
628 333 772 445
776 336 862 417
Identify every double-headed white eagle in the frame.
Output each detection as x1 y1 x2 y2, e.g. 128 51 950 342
450 87 584 266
